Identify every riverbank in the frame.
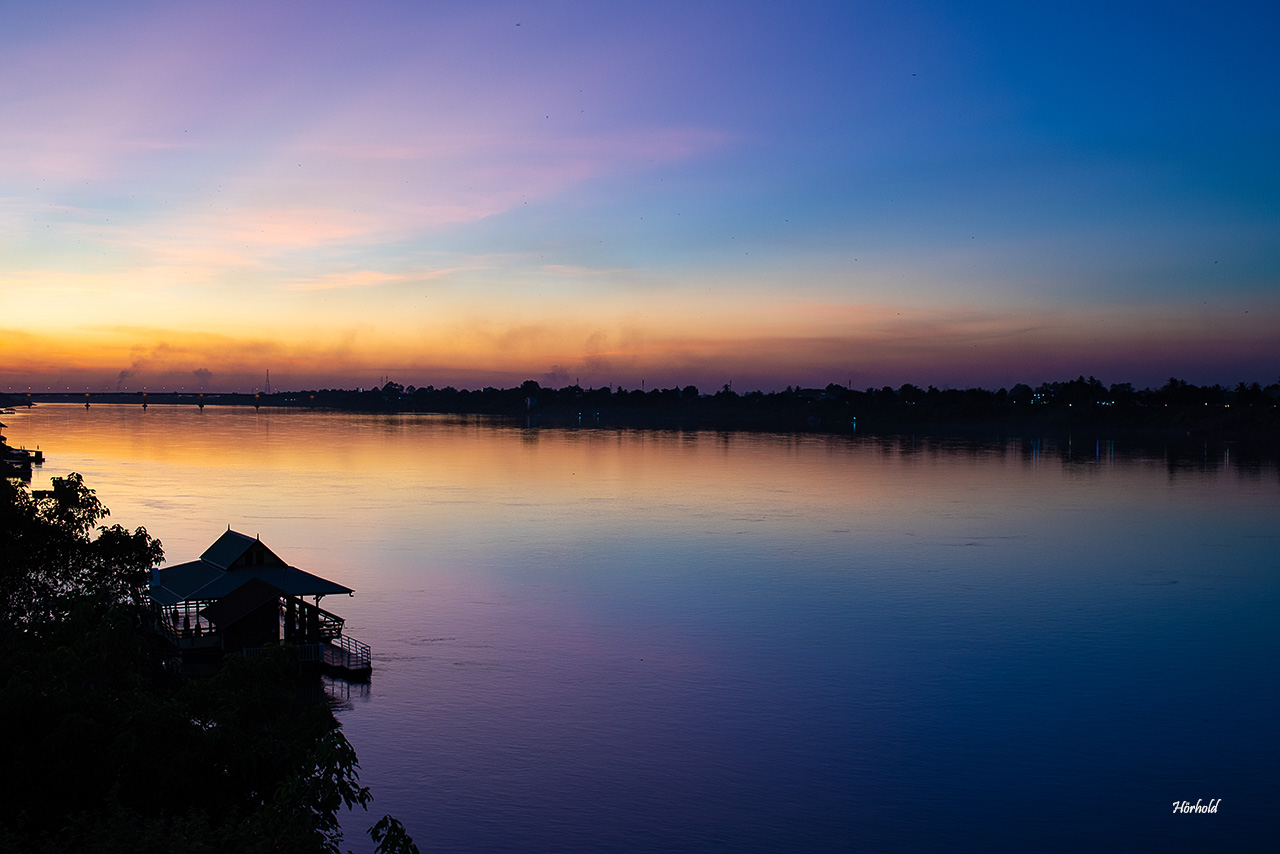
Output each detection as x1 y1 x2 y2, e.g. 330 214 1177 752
9 384 1280 443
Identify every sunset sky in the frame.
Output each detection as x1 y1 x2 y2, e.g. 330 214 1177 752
3 0 1277 393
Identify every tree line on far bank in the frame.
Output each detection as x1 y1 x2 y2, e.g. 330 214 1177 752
271 375 1280 434
10 374 1280 435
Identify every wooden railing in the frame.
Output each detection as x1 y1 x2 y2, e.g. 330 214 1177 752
153 601 218 646
151 596 370 678
243 638 370 675
325 634 371 671
316 609 344 640
282 597 345 643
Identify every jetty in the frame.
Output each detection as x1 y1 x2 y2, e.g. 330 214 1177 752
0 420 43 480
150 529 371 681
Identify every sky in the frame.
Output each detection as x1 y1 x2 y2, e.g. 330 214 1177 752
2 0 1278 393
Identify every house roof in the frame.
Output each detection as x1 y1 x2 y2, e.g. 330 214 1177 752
201 528 285 569
150 529 352 605
200 577 285 628
150 559 226 606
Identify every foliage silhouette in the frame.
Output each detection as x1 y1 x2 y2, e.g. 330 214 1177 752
0 473 416 853
132 373 1276 437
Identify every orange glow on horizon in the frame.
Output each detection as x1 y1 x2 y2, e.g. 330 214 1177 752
6 295 1280 394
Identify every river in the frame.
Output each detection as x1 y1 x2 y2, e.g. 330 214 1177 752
5 404 1277 852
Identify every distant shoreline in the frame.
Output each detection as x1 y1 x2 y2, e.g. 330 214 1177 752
7 380 1280 445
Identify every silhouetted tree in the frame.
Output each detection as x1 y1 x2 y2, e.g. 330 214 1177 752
0 475 417 854
0 473 161 629
1108 382 1136 405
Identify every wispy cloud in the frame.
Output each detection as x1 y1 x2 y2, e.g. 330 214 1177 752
1 1 1275 391
283 271 407 292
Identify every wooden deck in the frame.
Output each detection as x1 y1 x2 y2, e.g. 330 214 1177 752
159 618 374 682
241 638 372 682
321 635 372 682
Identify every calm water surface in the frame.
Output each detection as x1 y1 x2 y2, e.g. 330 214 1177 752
7 405 1279 852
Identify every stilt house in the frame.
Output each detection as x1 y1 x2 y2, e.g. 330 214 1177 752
150 529 370 679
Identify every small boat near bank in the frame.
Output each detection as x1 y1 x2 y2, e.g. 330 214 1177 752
0 420 43 480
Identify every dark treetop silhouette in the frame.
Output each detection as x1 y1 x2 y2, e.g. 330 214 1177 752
0 473 416 854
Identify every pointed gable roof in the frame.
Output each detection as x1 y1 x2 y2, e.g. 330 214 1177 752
150 529 353 605
201 529 285 569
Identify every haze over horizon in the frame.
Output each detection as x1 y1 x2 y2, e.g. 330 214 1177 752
3 1 1278 394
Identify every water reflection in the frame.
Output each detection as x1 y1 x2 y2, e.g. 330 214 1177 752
4 405 1278 852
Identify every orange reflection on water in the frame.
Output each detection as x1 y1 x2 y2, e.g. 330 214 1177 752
10 403 1270 586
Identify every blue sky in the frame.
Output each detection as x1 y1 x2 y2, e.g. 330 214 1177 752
2 0 1277 392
